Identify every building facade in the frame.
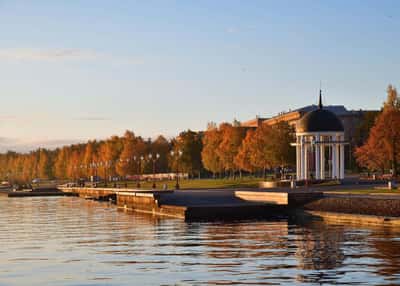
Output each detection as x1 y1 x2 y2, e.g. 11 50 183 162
242 103 376 142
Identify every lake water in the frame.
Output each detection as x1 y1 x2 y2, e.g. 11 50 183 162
0 197 400 286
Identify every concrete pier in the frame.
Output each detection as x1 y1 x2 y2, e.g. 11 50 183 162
235 190 322 206
59 187 323 220
0 189 77 197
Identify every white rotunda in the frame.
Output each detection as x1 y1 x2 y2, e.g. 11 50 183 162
294 93 346 181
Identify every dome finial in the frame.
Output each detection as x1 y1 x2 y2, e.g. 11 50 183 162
318 89 323 109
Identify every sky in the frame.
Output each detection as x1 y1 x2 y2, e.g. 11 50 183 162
0 0 399 152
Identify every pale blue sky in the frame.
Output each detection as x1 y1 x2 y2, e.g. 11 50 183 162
0 0 399 151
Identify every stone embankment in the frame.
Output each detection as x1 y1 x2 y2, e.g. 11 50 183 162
304 194 400 217
14 185 400 224
59 187 322 220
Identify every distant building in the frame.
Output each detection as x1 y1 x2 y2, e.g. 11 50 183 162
240 116 269 128
242 104 378 141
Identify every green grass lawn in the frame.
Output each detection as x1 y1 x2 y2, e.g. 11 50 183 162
324 188 400 195
100 177 264 190
84 177 400 194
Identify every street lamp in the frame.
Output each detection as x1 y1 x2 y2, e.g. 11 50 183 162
73 166 78 182
103 161 111 187
140 156 145 188
79 165 85 187
118 158 130 187
134 155 145 188
107 160 114 187
133 156 138 188
149 153 160 189
170 150 183 189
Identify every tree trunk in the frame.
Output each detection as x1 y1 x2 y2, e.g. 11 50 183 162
393 138 398 176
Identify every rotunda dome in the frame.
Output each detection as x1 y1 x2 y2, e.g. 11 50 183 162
296 95 344 133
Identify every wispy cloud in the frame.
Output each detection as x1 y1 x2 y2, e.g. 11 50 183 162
73 116 110 121
0 137 21 145
0 137 84 153
0 48 99 61
0 116 18 120
0 48 145 66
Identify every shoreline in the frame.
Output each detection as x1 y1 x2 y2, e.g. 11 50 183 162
4 186 400 225
57 186 400 223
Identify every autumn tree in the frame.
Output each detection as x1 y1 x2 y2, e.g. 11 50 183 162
25 151 39 180
54 147 69 179
385 85 400 109
98 136 123 178
354 128 386 173
355 84 400 176
201 123 223 176
248 124 274 176
151 135 170 173
116 131 134 177
267 122 296 168
353 111 380 147
83 141 96 177
66 150 81 179
237 122 295 178
234 129 256 173
170 130 203 177
216 123 247 177
38 149 53 179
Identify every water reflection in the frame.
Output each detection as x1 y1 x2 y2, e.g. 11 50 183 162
295 221 345 270
0 197 399 285
367 228 400 279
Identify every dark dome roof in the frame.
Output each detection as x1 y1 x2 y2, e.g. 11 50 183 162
297 108 344 133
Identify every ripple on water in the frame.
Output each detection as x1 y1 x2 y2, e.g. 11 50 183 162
1 197 400 285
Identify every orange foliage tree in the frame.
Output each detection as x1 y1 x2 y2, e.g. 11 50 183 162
216 123 247 177
234 129 256 173
170 130 203 178
355 85 400 176
0 130 179 182
201 123 224 177
116 131 137 178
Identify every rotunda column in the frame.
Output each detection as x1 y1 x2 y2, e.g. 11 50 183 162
340 134 345 179
296 135 301 180
315 134 320 180
320 135 325 180
331 135 337 179
300 136 305 180
304 136 308 180
335 133 340 179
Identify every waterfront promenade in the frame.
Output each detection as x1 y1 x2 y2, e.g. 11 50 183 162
57 183 400 223
59 186 322 220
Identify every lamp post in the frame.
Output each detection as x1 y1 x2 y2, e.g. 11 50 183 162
134 156 145 188
118 158 130 188
95 162 99 180
97 162 103 186
149 153 160 189
104 161 110 187
133 156 138 188
73 166 77 183
90 162 99 187
89 163 93 182
124 158 130 188
108 160 113 187
79 165 85 187
140 156 145 188
170 150 183 189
